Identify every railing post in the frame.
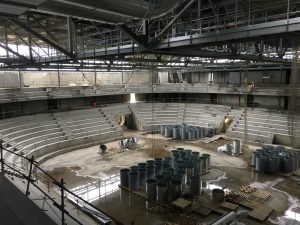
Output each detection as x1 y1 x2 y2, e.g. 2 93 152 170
0 140 4 173
26 156 34 196
61 178 65 225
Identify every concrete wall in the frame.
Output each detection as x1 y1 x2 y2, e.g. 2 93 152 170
184 70 286 85
23 72 59 87
0 72 20 88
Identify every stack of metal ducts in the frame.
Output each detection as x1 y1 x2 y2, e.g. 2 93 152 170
160 125 215 140
119 148 212 202
251 145 300 174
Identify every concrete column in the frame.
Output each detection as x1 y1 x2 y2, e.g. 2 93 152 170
18 70 24 88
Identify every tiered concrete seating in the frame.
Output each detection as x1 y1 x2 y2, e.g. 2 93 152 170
227 109 300 146
0 108 123 166
183 104 230 128
130 103 230 132
130 103 185 131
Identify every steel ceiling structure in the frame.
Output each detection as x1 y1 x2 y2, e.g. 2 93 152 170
0 0 300 71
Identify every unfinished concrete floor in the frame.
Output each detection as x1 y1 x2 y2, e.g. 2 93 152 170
38 129 300 225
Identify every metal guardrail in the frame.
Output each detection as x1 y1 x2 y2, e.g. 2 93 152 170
0 141 124 225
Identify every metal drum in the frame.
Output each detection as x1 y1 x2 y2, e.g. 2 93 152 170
202 153 211 169
138 163 147 168
233 140 241 155
157 182 168 203
130 165 138 172
146 165 155 179
155 163 163 175
146 179 157 200
120 168 130 188
160 125 165 135
284 157 293 173
255 156 266 172
212 188 224 202
193 157 202 175
186 164 194 183
155 174 165 183
129 172 139 191
269 157 280 174
189 175 202 196
170 179 182 201
138 168 147 187
200 156 207 174
251 151 258 166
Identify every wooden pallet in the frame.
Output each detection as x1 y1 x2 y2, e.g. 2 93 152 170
193 205 212 216
251 190 271 202
220 201 239 211
248 207 274 221
172 198 192 210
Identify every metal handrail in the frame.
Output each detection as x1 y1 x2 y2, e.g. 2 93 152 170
0 142 124 225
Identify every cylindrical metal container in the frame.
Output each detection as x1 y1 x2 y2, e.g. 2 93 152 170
191 151 200 158
146 160 155 165
155 157 163 162
155 174 165 183
138 163 147 168
185 149 192 158
130 165 139 172
180 126 187 140
146 165 155 179
138 168 147 187
164 126 172 137
202 154 211 169
161 125 165 135
269 157 280 174
198 127 204 138
225 144 232 154
146 179 157 200
186 164 194 183
212 188 224 202
157 182 168 203
255 156 266 172
129 172 139 191
188 129 195 141
176 147 185 151
170 179 182 201
233 140 241 155
171 150 179 156
194 128 200 140
189 175 202 196
251 152 258 166
120 168 130 188
193 157 202 175
166 167 176 175
200 156 207 174
177 167 187 184
155 163 163 175
284 157 293 173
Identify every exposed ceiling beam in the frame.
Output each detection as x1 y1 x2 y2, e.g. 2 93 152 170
0 41 31 63
116 24 149 50
149 0 196 46
30 13 58 43
5 18 75 59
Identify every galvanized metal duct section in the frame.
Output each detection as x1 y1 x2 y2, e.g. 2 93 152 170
119 147 212 203
34 0 182 23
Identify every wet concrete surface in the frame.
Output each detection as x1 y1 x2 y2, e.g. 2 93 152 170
38 130 300 225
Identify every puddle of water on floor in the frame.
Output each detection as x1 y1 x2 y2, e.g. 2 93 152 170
250 178 300 224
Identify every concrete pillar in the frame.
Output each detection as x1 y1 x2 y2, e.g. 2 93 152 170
18 70 24 88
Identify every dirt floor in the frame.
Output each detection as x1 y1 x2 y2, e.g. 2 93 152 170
38 129 300 225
